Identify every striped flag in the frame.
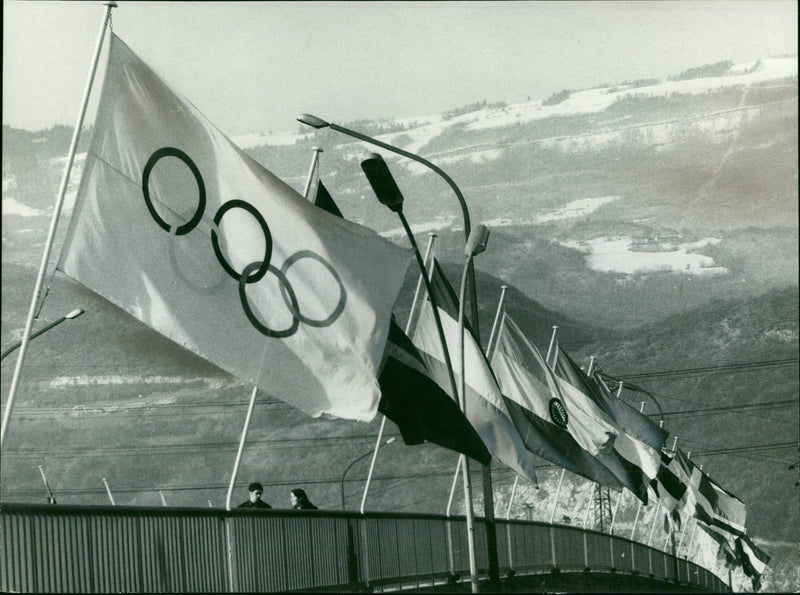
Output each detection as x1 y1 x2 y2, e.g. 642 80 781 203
554 348 663 479
489 311 623 487
412 260 538 482
551 346 653 502
312 181 490 465
673 449 747 536
736 534 770 591
57 34 411 422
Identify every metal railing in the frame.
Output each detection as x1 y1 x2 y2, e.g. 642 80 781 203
0 503 727 593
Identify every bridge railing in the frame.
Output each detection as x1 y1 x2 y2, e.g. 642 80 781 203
0 503 727 593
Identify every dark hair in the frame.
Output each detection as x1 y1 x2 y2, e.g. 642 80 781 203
291 488 307 500
248 482 264 492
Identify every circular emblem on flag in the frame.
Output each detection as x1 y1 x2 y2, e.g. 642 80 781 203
142 146 347 338
549 398 569 429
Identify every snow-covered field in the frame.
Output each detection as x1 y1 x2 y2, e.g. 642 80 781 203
560 236 727 276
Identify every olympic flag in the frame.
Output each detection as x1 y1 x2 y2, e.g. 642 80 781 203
57 34 411 422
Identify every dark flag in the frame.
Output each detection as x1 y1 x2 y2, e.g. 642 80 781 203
313 181 490 465
736 534 770 592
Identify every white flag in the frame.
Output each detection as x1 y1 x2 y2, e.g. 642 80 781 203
58 34 410 422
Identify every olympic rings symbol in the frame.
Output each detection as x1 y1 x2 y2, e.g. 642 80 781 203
141 147 347 338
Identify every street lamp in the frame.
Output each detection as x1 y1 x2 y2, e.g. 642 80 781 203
1 307 86 446
304 116 501 578
296 113 480 338
1 308 85 362
341 437 396 511
362 153 481 592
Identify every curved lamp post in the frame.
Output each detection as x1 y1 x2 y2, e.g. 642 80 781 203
296 114 480 339
361 152 481 592
341 437 395 511
1 307 85 446
1 308 85 362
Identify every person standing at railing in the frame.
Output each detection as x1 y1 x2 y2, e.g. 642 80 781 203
238 482 272 508
290 488 318 510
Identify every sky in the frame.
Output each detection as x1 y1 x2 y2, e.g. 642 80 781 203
3 1 797 137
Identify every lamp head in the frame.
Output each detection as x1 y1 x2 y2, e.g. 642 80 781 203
297 113 330 129
65 308 85 320
361 153 404 212
465 223 490 257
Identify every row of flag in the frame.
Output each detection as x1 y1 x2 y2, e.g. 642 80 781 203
54 33 768 589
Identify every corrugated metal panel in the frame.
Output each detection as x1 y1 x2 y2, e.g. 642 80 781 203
584 531 613 570
552 525 585 570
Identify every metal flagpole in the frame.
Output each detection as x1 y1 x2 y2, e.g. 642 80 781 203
1 1 116 448
159 491 168 507
610 490 623 535
582 483 597 528
630 500 643 540
549 468 566 523
587 356 595 376
617 381 624 398
506 474 519 573
446 456 464 517
458 224 490 593
446 454 463 577
38 465 55 503
225 386 258 510
545 326 558 367
405 233 437 335
485 285 508 360
360 233 437 513
506 476 519 520
302 146 324 200
102 478 115 505
647 504 661 546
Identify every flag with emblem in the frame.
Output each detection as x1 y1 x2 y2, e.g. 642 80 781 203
489 311 623 487
57 34 411 422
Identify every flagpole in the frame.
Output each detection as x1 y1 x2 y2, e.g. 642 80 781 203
458 224 490 594
405 233 437 334
485 285 508 360
647 504 661 546
302 146 323 200
446 455 464 516
582 482 597 528
630 500 642 540
225 386 258 511
103 478 115 505
587 356 595 376
159 491 168 507
610 490 623 535
505 474 519 574
38 465 55 503
545 326 558 365
0 1 116 448
549 468 566 523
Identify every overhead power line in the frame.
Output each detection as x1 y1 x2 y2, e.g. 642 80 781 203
616 357 798 381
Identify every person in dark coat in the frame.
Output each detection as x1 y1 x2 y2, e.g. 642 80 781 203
238 482 272 508
290 488 318 510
